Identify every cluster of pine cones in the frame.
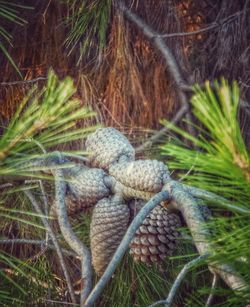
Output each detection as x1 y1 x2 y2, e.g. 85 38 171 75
63 128 182 275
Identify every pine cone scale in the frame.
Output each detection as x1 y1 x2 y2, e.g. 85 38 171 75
90 197 130 275
130 205 181 265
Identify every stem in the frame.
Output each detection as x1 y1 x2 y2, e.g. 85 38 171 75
54 168 92 305
24 190 77 304
118 1 195 138
148 255 208 307
136 106 188 152
167 181 247 292
164 255 208 306
182 184 250 214
205 273 219 307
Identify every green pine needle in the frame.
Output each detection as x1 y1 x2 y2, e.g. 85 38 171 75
161 80 250 305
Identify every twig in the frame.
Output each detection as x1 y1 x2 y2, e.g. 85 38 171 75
24 190 77 305
22 178 49 261
118 1 195 139
147 300 166 307
84 190 169 307
157 11 243 38
27 139 50 226
53 167 92 305
205 273 219 307
181 184 250 214
38 179 49 218
24 140 50 244
122 3 249 151
0 77 47 86
42 299 79 306
136 105 187 152
42 0 52 23
148 255 208 307
0 238 77 258
0 183 13 189
166 180 247 292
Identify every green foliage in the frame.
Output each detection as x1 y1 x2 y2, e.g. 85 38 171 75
0 1 32 77
2 74 249 305
0 188 61 305
0 250 59 306
95 242 211 307
64 0 112 64
161 80 250 305
0 70 97 305
161 80 250 203
0 69 97 179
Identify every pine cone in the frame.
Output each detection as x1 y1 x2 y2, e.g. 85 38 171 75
90 196 130 275
109 160 170 193
85 127 135 170
129 205 181 264
67 167 110 210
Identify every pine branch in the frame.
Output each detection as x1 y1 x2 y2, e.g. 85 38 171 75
24 189 77 305
136 105 188 153
182 184 250 214
205 273 219 307
0 77 47 86
157 11 243 38
53 165 92 305
117 1 196 144
117 1 250 152
148 255 208 307
166 181 247 292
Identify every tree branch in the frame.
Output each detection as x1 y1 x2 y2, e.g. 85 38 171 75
117 1 195 140
205 273 219 307
157 11 243 38
166 181 246 292
24 190 77 304
120 3 249 151
53 167 92 305
181 184 250 214
148 255 208 307
136 105 187 153
0 77 47 86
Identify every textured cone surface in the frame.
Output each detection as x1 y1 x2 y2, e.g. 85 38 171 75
90 196 130 275
85 127 135 170
129 205 181 264
109 160 170 193
67 167 110 212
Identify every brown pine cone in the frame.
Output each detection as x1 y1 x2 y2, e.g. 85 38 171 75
90 196 130 275
129 205 181 264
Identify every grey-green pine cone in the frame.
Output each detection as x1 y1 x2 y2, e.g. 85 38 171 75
90 196 130 275
129 205 181 264
109 160 170 193
85 127 135 170
67 167 110 212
